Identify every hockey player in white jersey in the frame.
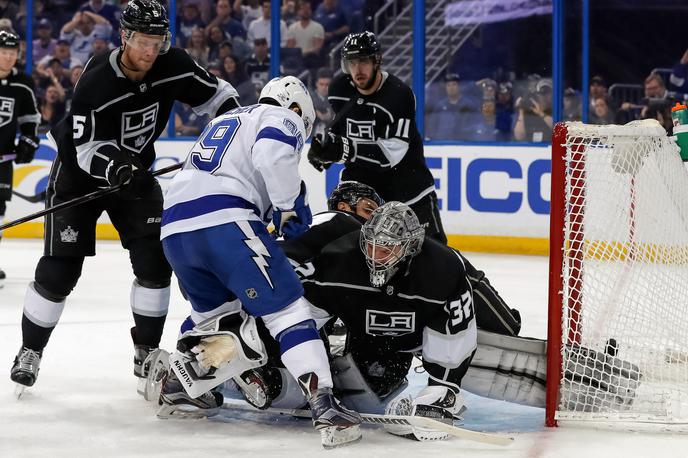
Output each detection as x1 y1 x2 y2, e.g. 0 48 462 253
158 76 362 449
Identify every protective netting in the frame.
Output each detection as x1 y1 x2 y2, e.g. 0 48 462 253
556 120 688 425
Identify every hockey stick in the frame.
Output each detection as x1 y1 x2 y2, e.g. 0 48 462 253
0 162 183 231
0 154 16 163
12 189 47 203
222 400 514 446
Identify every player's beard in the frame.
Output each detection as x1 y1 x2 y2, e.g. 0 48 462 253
355 69 378 91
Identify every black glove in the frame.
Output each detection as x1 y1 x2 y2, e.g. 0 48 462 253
106 155 156 199
307 131 353 172
14 135 39 164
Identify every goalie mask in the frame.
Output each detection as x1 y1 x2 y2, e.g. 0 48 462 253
120 0 171 55
359 202 425 287
259 76 316 139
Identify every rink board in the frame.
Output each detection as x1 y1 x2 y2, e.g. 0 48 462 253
3 138 551 255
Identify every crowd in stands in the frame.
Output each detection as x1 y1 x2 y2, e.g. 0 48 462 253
2 0 686 142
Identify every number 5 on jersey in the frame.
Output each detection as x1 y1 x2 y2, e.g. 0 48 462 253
190 118 241 173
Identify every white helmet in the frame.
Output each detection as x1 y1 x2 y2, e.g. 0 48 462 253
259 76 316 139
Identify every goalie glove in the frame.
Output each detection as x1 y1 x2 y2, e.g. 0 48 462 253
191 335 238 370
384 385 466 441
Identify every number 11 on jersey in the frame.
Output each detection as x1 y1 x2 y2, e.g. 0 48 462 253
190 118 241 173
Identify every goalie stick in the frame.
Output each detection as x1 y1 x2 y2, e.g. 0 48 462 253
222 399 514 446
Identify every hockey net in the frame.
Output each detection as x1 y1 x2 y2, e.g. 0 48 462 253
547 120 688 429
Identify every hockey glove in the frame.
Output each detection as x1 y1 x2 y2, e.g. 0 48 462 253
384 385 466 441
308 131 353 171
106 155 156 199
272 181 312 239
14 135 39 164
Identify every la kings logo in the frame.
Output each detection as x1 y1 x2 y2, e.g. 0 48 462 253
0 96 15 128
346 119 376 141
365 309 415 336
121 103 159 153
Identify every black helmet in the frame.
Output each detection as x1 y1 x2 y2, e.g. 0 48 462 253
327 181 384 211
0 29 20 49
340 31 381 74
121 0 169 35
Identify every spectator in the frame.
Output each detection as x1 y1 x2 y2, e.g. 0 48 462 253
641 99 673 134
207 59 223 78
425 73 476 140
60 10 113 64
617 72 667 124
589 95 615 125
186 27 210 67
589 75 608 105
513 77 553 142
64 64 84 112
281 0 298 26
36 40 82 77
90 33 111 58
314 0 349 49
206 0 247 41
234 0 261 29
221 54 257 104
38 83 66 134
207 25 230 60
0 0 19 22
247 0 287 48
670 48 688 94
340 0 365 33
177 2 206 47
563 87 581 121
310 67 333 137
495 81 514 141
36 57 71 90
286 1 324 68
79 0 120 32
245 37 269 87
33 18 57 64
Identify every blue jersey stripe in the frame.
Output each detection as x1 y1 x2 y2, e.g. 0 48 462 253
256 126 298 149
162 194 260 226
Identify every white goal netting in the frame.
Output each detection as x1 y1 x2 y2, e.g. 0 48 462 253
553 120 688 426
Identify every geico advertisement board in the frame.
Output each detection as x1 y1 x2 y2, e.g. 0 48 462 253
6 139 551 254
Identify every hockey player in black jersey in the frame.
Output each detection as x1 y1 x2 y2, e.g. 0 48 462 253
307 31 446 243
0 29 40 287
10 0 241 393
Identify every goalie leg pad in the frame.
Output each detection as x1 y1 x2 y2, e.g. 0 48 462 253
171 310 267 398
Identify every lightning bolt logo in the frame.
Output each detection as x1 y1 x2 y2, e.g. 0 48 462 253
237 221 274 289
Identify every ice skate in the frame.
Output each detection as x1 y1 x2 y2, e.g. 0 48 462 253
298 372 362 449
11 346 42 398
157 370 224 419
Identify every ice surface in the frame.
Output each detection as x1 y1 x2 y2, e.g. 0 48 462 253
1 239 687 457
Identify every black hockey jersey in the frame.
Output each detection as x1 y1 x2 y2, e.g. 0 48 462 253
281 210 363 263
50 47 240 188
0 67 39 154
327 72 435 203
295 231 477 390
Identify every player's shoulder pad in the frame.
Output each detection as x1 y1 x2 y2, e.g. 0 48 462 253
328 73 355 97
258 105 306 153
13 71 35 88
382 73 415 103
159 46 195 67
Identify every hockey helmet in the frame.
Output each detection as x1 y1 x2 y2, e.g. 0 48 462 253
0 29 20 49
259 76 316 139
359 202 425 287
327 181 384 212
120 0 171 54
340 31 382 74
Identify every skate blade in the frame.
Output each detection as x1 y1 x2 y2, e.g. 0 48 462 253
320 425 362 449
156 403 220 420
14 384 27 399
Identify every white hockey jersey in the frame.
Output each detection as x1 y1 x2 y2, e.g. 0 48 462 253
161 103 306 239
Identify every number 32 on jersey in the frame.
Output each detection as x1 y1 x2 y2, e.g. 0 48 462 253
447 291 474 333
190 118 241 173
